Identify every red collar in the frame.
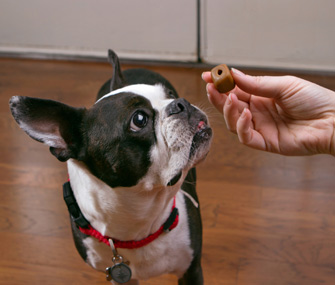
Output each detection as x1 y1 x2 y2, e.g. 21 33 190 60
63 181 179 249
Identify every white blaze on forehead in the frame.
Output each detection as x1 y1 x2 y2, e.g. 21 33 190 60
95 84 173 110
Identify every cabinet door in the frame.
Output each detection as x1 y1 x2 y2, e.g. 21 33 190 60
0 0 197 61
201 0 335 71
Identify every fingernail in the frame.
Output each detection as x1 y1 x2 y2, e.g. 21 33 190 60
231 68 245 77
206 83 210 93
201 72 205 80
241 108 248 118
227 93 232 105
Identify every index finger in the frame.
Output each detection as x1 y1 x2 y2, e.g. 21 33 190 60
231 68 294 99
201 71 213 83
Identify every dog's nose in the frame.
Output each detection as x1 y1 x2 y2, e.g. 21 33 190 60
166 98 191 117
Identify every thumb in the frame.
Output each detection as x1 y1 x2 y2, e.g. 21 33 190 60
231 68 292 99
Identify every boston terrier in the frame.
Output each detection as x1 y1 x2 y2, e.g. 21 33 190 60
9 50 212 284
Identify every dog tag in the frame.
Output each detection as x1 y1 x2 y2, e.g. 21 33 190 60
106 261 132 283
106 239 132 283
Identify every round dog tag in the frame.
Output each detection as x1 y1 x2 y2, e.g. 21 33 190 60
109 263 132 283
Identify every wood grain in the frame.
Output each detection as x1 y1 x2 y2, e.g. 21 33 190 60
1 57 335 284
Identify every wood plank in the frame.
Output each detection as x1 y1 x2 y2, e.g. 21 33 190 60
1 57 335 284
237 259 335 285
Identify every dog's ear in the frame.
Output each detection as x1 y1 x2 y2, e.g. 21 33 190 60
9 96 86 162
108 49 125 90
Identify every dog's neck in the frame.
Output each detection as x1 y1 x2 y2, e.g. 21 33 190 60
67 159 181 242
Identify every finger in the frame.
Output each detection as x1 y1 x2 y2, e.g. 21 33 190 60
228 91 250 112
206 83 227 114
224 93 243 133
230 86 252 103
201 72 213 83
231 68 291 99
236 108 267 151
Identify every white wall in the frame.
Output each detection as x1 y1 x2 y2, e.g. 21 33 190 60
0 0 198 61
0 0 334 71
201 0 335 71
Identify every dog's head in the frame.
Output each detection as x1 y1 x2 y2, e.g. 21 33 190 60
9 51 212 190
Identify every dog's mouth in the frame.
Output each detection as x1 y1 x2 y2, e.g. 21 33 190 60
159 108 212 186
196 120 208 132
194 120 212 143
165 120 211 187
189 120 212 159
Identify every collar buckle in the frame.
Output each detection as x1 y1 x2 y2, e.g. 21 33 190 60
63 181 90 229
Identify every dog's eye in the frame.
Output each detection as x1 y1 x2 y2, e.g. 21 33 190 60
130 111 148 132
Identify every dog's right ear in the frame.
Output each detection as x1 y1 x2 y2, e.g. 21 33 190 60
108 49 125 91
9 96 86 162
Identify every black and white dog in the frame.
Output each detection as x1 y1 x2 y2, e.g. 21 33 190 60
9 50 212 284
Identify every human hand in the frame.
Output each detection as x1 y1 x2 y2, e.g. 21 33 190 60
202 68 335 156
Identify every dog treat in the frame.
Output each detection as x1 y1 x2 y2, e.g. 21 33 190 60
211 64 235 93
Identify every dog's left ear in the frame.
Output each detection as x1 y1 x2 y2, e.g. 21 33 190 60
108 49 125 90
9 96 86 162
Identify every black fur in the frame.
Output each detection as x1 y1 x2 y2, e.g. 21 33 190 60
178 168 204 284
70 218 89 262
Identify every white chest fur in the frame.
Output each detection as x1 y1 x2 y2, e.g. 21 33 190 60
67 159 193 280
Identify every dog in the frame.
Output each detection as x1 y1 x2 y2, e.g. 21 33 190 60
9 50 212 284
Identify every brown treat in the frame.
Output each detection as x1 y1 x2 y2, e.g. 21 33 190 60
210 64 235 93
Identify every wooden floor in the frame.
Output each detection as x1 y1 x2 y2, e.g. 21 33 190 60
1 57 335 285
